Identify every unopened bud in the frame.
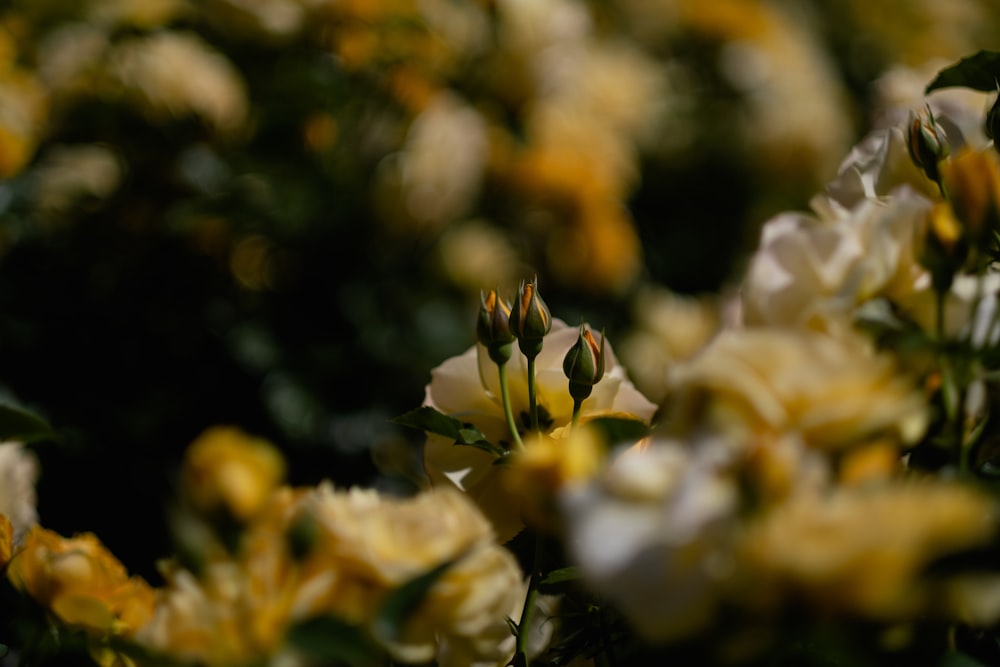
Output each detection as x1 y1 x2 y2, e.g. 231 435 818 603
477 289 515 364
907 106 950 184
509 277 552 358
563 323 605 401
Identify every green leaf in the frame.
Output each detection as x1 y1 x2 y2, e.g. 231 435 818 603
538 566 581 586
584 416 649 447
372 557 457 645
286 615 385 666
925 50 1000 93
537 566 581 593
393 406 503 456
393 406 466 439
0 404 56 443
459 438 506 457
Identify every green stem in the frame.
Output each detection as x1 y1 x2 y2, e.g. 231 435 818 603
963 273 986 348
597 599 617 667
527 354 539 433
571 397 583 430
958 383 971 474
515 534 544 666
936 287 947 343
498 363 524 451
986 293 1000 347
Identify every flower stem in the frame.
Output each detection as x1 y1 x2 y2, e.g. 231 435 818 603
527 354 539 432
498 363 524 451
571 397 583 430
515 534 544 667
597 599 617 667
935 287 946 342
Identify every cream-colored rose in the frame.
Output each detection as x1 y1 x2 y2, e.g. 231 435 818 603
30 144 123 224
377 92 489 230
489 0 670 293
306 485 526 665
0 442 39 542
739 90 1000 335
560 436 739 642
437 220 521 293
101 31 247 134
894 272 1000 347
136 560 264 666
824 123 939 211
872 60 993 150
422 318 657 542
389 543 525 666
737 480 999 620
138 487 341 666
666 327 928 451
308 485 494 586
35 24 110 103
741 186 932 330
618 285 721 405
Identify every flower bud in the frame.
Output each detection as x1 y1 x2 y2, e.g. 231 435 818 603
476 289 515 365
907 106 949 184
509 277 552 358
563 323 606 401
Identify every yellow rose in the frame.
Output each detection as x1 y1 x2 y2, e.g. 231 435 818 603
389 543 525 666
618 286 722 405
738 480 999 620
7 526 154 635
137 560 261 667
503 427 605 533
239 487 349 640
423 318 656 542
308 485 494 586
0 69 48 179
137 487 342 667
666 327 928 452
306 485 526 665
182 425 286 522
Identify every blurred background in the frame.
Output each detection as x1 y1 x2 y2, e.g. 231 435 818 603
0 0 998 583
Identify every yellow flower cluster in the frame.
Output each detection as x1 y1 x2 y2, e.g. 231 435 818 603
534 80 1000 657
1 427 525 667
7 527 155 637
7 0 995 295
140 481 526 667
